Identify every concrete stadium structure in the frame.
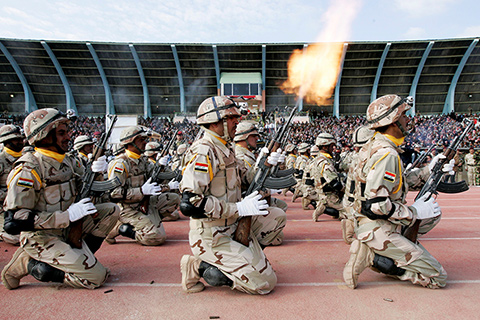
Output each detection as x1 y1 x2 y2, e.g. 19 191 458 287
0 37 479 117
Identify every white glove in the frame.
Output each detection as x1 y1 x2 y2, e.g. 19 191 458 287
91 155 108 173
67 198 97 222
442 159 455 175
269 189 282 194
277 150 286 164
157 155 169 166
168 180 180 190
405 163 413 171
267 149 281 166
411 192 441 220
236 191 269 217
141 178 162 196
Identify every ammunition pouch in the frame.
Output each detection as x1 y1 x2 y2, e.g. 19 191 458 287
4 210 35 235
361 198 395 220
305 179 315 186
322 178 343 193
295 169 304 179
180 191 208 219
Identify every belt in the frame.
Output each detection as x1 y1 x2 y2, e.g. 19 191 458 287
190 217 238 228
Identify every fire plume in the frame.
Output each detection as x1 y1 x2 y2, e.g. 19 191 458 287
280 0 362 106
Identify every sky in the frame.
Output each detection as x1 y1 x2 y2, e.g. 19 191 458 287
0 0 479 44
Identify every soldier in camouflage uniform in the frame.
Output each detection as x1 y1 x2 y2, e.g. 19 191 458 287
144 141 181 222
0 125 25 245
282 144 297 196
72 135 94 168
301 146 320 210
180 96 281 295
171 143 188 173
344 95 448 289
234 121 287 245
311 133 346 222
291 143 310 202
106 126 175 245
1 108 119 290
341 126 374 244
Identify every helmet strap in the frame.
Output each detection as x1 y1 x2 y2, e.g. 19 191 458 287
222 119 231 142
395 120 409 137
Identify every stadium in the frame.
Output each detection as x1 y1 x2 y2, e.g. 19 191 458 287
1 35 480 320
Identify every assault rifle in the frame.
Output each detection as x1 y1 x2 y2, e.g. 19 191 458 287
405 144 437 175
404 118 475 242
234 106 298 246
139 129 178 214
68 115 121 249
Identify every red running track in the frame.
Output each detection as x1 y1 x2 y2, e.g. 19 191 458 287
1 187 480 319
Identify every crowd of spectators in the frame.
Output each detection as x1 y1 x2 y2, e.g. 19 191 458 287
1 111 479 151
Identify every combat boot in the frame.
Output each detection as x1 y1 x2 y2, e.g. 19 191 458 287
302 198 311 210
1 247 31 290
343 239 374 289
341 219 355 245
291 189 300 202
180 255 205 293
105 221 121 244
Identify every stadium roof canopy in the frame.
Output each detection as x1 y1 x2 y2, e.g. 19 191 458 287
0 37 479 117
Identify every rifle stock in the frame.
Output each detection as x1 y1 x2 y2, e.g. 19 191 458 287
67 115 118 249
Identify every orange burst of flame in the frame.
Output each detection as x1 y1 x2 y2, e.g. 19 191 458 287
280 0 361 106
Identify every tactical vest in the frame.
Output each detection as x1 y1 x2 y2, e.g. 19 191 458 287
116 153 150 204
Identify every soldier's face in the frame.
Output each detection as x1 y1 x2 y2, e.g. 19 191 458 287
82 143 94 155
133 136 147 151
55 124 71 153
225 116 240 139
6 137 25 153
247 134 259 149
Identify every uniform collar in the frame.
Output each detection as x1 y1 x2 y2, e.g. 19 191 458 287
35 147 66 163
3 147 22 159
126 149 141 160
204 129 231 156
383 133 405 147
320 152 332 159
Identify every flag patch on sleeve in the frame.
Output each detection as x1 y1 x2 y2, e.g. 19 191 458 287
17 177 34 188
114 166 124 174
384 171 396 182
194 162 209 173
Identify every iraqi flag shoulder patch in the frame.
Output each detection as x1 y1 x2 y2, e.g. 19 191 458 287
113 165 124 174
384 171 396 182
17 177 34 188
194 162 209 173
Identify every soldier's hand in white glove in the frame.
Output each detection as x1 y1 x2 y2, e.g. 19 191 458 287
168 180 180 190
442 159 455 175
157 155 169 166
267 149 281 166
236 191 269 217
405 163 413 171
67 198 97 222
411 192 441 220
91 155 108 173
141 178 162 196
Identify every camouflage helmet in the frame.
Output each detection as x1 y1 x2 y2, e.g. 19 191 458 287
0 124 24 144
298 143 310 153
24 108 70 145
352 125 374 147
119 126 150 146
112 143 125 156
285 144 295 153
197 96 241 125
233 121 259 142
144 141 161 157
177 143 188 155
73 135 94 151
315 133 336 146
310 145 319 156
367 95 413 129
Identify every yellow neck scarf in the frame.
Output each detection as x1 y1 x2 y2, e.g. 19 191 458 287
383 134 405 147
213 134 227 146
79 152 89 159
126 149 141 159
320 152 332 159
35 148 66 163
4 147 22 158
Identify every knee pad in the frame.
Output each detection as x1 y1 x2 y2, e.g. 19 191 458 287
324 207 339 218
27 260 65 283
84 234 105 254
119 224 136 239
373 254 406 276
199 261 232 287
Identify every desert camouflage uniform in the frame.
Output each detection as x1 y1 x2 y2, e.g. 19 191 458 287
352 133 446 288
465 152 477 186
311 152 345 220
291 153 309 200
301 155 320 209
235 143 287 245
180 129 277 294
3 151 119 289
107 152 178 245
0 148 21 244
